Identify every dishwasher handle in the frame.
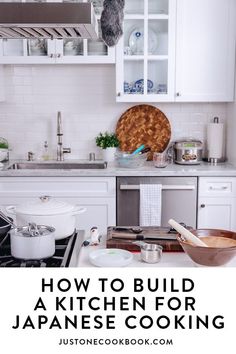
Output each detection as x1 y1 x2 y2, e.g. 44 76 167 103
120 184 196 191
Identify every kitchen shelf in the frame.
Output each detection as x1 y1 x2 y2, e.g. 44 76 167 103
148 55 168 60
124 15 145 20
148 14 169 20
124 55 145 61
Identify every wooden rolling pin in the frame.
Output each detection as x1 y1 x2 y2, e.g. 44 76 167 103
168 219 208 247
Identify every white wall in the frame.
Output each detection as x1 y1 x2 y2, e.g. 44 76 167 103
0 65 227 160
227 73 236 164
0 66 4 102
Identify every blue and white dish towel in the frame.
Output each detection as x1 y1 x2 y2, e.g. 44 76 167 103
139 184 162 226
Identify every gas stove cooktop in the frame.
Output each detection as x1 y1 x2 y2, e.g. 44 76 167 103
0 230 83 267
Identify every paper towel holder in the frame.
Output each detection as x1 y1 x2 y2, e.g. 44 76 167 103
204 116 226 165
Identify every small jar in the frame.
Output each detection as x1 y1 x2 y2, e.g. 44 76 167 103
153 152 168 168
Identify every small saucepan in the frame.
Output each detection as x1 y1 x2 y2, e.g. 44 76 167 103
10 223 56 260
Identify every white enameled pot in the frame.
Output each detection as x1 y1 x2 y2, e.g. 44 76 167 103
6 196 86 240
10 225 55 260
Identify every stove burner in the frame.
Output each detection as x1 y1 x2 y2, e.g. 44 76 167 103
0 231 78 267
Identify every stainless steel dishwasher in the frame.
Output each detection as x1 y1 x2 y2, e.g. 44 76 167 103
117 177 198 228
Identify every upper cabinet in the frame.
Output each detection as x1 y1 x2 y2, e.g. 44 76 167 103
116 0 177 102
116 0 236 102
0 0 115 65
175 0 236 102
0 65 5 102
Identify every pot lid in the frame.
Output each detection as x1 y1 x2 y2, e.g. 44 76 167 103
174 138 203 148
13 224 55 237
15 196 75 216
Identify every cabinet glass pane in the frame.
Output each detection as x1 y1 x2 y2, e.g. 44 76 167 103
124 60 144 94
124 20 144 56
27 39 47 56
90 0 103 16
147 60 168 94
2 39 23 56
148 20 168 55
148 0 169 15
88 40 107 56
63 39 83 56
88 19 108 56
125 0 144 15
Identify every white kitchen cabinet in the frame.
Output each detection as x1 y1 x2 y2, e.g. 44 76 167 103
116 0 177 102
175 0 236 102
0 0 115 65
0 65 5 102
0 177 116 236
116 0 236 103
198 177 236 231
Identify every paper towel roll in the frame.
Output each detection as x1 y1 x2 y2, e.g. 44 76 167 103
207 123 224 159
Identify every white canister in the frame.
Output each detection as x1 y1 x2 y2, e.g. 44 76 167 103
102 147 117 162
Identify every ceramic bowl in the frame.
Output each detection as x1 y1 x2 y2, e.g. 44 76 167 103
177 229 236 266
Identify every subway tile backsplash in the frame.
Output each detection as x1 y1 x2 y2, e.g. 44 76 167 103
0 65 227 160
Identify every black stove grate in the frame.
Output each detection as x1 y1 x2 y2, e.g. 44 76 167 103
0 230 77 267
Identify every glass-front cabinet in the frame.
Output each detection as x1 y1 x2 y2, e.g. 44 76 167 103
116 0 176 102
0 0 115 64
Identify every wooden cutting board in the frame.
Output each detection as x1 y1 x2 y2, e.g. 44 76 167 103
116 104 171 160
107 226 184 252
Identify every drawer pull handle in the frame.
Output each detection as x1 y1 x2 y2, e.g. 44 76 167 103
200 204 205 208
209 186 228 191
120 184 195 191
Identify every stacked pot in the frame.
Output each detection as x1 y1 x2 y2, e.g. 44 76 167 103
6 196 86 260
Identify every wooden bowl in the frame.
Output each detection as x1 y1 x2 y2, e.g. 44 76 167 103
177 229 236 266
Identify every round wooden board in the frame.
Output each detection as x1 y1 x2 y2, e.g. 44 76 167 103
116 104 171 160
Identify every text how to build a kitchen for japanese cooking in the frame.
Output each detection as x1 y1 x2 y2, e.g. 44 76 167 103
11 276 224 331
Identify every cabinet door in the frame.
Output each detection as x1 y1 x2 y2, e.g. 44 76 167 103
198 197 236 231
55 38 115 64
116 0 176 102
0 65 5 102
0 37 57 64
0 177 116 236
63 197 116 237
175 0 236 102
0 196 116 237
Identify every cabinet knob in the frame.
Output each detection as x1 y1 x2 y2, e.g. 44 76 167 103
49 53 54 58
200 204 206 208
57 53 61 58
176 92 181 97
117 92 121 97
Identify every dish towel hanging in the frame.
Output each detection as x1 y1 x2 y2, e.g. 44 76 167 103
139 184 162 226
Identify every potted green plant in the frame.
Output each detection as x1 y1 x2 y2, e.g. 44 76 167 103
0 137 9 162
95 132 119 162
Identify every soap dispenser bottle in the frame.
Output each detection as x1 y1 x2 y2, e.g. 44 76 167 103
42 141 50 161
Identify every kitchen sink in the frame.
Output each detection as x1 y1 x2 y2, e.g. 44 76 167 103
7 162 107 170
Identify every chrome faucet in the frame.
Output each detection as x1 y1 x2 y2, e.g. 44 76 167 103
56 111 71 161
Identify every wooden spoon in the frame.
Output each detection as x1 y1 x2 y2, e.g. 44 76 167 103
168 219 208 247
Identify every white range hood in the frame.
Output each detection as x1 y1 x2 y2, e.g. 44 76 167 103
0 2 98 39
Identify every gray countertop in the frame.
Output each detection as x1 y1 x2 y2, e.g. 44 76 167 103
1 160 236 177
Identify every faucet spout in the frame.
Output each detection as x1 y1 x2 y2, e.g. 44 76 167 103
56 112 71 161
57 111 63 136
